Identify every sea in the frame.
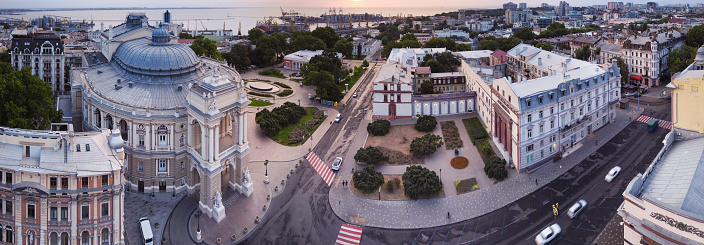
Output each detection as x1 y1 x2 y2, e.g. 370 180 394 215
0 7 463 32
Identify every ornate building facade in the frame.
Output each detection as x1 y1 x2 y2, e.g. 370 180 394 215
0 124 125 244
9 30 66 93
70 13 251 223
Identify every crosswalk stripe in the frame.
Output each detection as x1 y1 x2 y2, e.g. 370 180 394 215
341 225 363 234
306 152 335 186
337 233 360 243
336 224 362 245
636 115 672 130
335 240 356 245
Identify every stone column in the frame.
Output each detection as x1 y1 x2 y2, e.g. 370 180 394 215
214 126 220 160
201 124 207 161
209 127 214 162
169 125 174 151
238 113 244 145
243 113 248 143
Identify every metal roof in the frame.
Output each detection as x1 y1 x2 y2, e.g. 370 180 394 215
113 37 200 76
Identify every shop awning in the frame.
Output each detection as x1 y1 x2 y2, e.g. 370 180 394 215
630 75 642 81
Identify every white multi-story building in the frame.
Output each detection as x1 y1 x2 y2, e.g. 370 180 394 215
433 29 470 41
386 48 447 67
351 37 382 56
465 44 621 170
9 29 66 92
465 20 493 32
372 63 414 120
505 9 533 27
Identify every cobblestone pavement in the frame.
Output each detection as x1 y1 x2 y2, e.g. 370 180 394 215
329 108 643 229
593 213 625 245
124 191 186 245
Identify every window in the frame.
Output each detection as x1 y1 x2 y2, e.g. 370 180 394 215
550 135 556 142
560 103 564 111
549 93 554 100
81 205 89 220
138 161 144 172
180 135 185 147
50 207 58 220
570 100 574 107
27 204 35 219
526 99 531 107
76 144 80 152
5 226 12 243
538 96 543 104
50 233 58 245
526 144 534 151
539 111 543 119
527 129 532 138
570 112 574 121
50 177 57 189
550 107 554 114
158 159 168 173
181 161 185 169
101 202 109 217
579 108 583 116
61 178 68 189
527 114 532 122
158 134 167 146
85 144 90 152
81 177 89 189
61 233 69 245
5 200 11 215
5 172 11 184
102 175 109 186
550 121 554 129
61 207 68 220
138 135 145 147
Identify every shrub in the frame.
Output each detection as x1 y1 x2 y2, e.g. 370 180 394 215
484 156 508 181
256 102 308 137
353 165 385 193
361 60 370 67
354 146 387 164
415 115 437 132
402 165 443 199
384 180 395 192
259 68 286 78
274 81 291 88
409 134 444 156
277 89 293 97
248 91 274 97
481 141 493 157
471 128 487 139
367 120 391 136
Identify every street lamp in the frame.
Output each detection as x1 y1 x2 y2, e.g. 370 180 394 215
196 209 202 241
264 160 269 184
152 181 155 197
172 181 175 197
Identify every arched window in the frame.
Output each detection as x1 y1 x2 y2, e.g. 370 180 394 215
101 228 110 244
157 125 169 146
50 232 58 245
5 226 12 243
60 232 69 245
81 231 90 245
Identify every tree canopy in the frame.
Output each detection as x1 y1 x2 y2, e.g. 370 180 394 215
222 44 251 70
422 52 461 73
311 27 341 49
535 42 554 51
0 63 62 129
289 31 326 52
574 44 592 61
353 165 385 193
190 36 222 61
686 25 704 48
513 27 536 41
333 39 353 58
415 115 438 132
667 45 697 75
420 80 435 94
402 165 443 199
613 57 629 84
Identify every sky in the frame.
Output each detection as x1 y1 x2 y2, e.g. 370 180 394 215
0 0 696 9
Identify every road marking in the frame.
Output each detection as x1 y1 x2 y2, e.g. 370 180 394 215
305 152 335 186
636 115 672 130
333 176 342 188
471 217 480 244
336 224 363 245
486 212 494 241
456 222 467 245
570 225 597 232
501 208 506 234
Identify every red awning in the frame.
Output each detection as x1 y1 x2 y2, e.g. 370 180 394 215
630 75 642 81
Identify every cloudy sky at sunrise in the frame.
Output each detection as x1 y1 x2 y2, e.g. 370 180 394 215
0 0 693 9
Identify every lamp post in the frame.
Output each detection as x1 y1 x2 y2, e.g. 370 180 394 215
196 209 202 241
172 181 175 197
152 181 155 197
264 160 269 184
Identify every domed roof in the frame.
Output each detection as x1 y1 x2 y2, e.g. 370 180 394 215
696 45 704 61
113 37 201 76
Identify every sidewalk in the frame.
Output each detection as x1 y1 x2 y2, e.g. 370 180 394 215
328 108 643 229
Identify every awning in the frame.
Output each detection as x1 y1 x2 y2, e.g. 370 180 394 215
630 75 642 81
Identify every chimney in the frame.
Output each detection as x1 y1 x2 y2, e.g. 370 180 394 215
108 25 113 40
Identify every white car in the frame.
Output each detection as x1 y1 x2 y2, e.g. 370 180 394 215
567 199 587 219
335 114 342 123
331 157 343 171
353 92 358 98
605 166 622 182
535 223 561 245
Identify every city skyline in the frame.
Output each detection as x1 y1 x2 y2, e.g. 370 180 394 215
0 0 697 10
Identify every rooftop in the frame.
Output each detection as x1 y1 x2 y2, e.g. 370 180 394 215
508 43 593 74
387 48 446 67
375 63 412 84
283 50 342 63
453 50 493 60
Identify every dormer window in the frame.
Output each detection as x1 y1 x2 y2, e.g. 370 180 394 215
538 96 543 104
526 99 531 107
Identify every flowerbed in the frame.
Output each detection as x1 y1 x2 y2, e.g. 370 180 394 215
440 121 463 149
451 156 469 169
287 108 325 145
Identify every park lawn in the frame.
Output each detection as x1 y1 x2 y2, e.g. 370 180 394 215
291 78 303 82
271 107 326 146
339 68 365 93
249 99 273 107
462 118 493 164
258 69 287 79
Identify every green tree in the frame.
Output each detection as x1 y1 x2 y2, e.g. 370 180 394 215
415 115 437 132
367 120 391 136
353 165 385 193
302 50 344 83
354 146 387 164
535 42 554 51
410 134 443 156
453 43 472 51
513 27 536 41
420 80 435 94
425 59 443 73
289 31 326 52
247 28 265 43
311 26 341 49
401 33 418 42
222 44 252 70
361 60 370 68
190 36 222 61
254 108 283 136
686 25 704 48
402 165 443 199
484 156 508 181
613 57 629 84
432 52 461 72
667 45 697 75
424 38 456 50
0 51 9 63
178 32 194 39
333 39 353 58
478 39 498 51
252 35 282 66
0 64 62 129
574 44 592 61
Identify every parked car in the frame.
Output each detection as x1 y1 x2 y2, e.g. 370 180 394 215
605 166 622 182
625 92 636 97
332 157 343 170
139 217 154 245
353 92 358 98
567 200 588 219
535 223 561 245
335 114 342 123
